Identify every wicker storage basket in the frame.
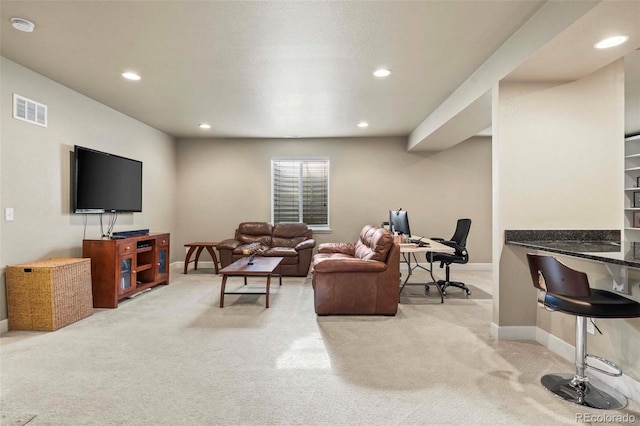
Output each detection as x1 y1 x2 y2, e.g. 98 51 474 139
6 258 93 331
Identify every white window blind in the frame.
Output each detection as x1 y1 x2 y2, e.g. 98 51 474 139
272 158 329 230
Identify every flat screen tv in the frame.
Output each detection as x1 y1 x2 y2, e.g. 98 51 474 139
73 145 142 213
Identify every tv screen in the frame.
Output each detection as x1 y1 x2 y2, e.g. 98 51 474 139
73 145 142 213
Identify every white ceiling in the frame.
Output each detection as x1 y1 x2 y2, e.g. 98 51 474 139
1 1 639 145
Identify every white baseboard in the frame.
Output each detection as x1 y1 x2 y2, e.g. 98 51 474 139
490 323 537 340
596 370 640 405
535 327 574 362
493 323 640 403
451 262 493 271
179 261 216 269
0 319 8 335
415 262 492 271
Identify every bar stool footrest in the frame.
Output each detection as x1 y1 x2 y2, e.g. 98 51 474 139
586 354 623 377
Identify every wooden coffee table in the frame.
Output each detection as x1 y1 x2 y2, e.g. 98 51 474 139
219 256 283 308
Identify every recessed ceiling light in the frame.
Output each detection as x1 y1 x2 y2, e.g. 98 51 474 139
198 123 211 129
594 35 629 49
11 17 35 33
357 121 369 128
285 135 300 138
373 68 391 78
121 72 141 81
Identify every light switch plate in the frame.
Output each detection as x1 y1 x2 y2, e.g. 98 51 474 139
5 208 14 221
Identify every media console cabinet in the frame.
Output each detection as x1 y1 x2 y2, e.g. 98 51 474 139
83 233 170 308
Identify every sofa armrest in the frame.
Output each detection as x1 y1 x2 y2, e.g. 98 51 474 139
313 258 387 273
217 239 241 251
295 239 316 251
317 242 355 256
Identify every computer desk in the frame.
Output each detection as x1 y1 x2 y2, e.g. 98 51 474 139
399 237 456 303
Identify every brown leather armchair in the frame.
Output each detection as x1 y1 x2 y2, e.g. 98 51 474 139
312 225 400 315
217 222 315 276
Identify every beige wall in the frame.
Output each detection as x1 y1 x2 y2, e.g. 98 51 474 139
494 60 639 377
174 136 492 262
0 57 177 321
494 60 624 326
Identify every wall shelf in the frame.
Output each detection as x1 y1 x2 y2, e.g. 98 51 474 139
625 135 640 241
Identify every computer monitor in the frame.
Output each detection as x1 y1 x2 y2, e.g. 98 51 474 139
389 209 411 236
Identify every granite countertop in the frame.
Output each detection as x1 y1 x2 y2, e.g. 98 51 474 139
504 230 640 268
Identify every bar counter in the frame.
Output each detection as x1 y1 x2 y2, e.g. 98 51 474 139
504 230 640 269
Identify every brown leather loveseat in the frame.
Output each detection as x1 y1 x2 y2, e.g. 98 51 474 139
311 225 400 315
217 222 316 277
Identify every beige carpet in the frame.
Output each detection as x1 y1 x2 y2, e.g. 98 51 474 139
1 266 639 425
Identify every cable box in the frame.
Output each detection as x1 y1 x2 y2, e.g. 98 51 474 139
111 229 150 238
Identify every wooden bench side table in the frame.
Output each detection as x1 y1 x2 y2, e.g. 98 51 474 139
184 242 219 274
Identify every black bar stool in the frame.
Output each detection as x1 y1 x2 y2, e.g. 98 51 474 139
526 254 640 410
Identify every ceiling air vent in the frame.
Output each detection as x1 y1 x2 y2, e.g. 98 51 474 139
13 94 47 127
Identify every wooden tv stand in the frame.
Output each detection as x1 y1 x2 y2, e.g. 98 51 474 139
83 233 170 308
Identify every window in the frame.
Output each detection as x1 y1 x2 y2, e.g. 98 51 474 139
271 158 330 231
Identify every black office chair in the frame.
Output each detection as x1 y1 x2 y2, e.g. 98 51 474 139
527 254 640 409
427 218 472 296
